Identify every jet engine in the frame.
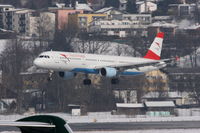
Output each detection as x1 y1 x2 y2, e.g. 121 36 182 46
59 71 76 79
100 67 117 77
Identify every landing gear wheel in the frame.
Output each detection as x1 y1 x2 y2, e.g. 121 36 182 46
111 78 119 84
83 79 91 85
47 77 52 81
47 70 54 81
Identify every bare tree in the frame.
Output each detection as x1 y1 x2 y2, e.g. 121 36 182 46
73 33 111 54
0 37 32 113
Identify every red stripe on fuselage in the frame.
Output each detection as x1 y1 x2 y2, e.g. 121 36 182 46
144 50 160 60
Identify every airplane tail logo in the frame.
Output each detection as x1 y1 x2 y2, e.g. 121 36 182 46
144 32 164 60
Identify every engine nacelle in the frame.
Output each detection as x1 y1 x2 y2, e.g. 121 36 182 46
100 67 117 77
59 71 76 80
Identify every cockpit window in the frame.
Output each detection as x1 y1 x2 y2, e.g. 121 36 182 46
39 55 50 58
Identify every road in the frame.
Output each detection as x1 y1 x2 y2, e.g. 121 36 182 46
69 121 200 131
0 121 200 132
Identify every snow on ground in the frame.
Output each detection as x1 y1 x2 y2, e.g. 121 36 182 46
71 39 139 57
1 129 200 133
0 39 8 53
1 112 200 123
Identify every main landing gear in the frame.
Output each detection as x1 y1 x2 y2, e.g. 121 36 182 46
83 76 120 85
83 74 91 85
83 79 91 85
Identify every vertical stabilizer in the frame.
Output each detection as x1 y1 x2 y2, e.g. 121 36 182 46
144 32 164 60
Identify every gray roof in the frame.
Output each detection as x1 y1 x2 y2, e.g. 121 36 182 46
145 101 175 107
116 103 144 108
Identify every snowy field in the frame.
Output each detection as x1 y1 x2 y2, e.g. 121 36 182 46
1 129 200 133
1 112 200 123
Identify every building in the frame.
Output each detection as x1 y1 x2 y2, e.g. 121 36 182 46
49 8 83 30
0 5 14 28
89 19 147 37
168 4 196 18
2 8 21 31
28 12 56 39
142 91 183 105
68 13 108 31
116 101 176 116
2 9 35 34
147 21 178 40
113 89 137 103
145 101 176 116
152 16 173 23
119 0 128 11
116 103 145 115
95 7 124 19
182 24 200 39
136 1 157 13
75 1 93 12
114 14 152 25
13 9 34 34
1 7 56 39
87 0 105 10
167 67 200 92
0 100 7 113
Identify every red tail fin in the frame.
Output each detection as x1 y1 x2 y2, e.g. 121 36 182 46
144 32 164 60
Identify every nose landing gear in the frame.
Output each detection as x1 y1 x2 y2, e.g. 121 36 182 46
47 70 54 81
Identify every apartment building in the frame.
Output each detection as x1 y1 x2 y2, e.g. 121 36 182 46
113 14 152 25
28 12 56 39
68 13 108 31
2 9 34 34
2 8 55 39
89 19 147 37
95 7 124 19
0 5 14 28
13 9 35 34
49 8 83 30
147 21 178 40
119 0 128 11
168 4 196 18
136 1 157 13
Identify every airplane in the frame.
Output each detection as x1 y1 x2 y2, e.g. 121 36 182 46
33 32 170 85
0 115 73 133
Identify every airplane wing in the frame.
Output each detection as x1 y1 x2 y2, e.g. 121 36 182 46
0 115 72 133
92 58 172 70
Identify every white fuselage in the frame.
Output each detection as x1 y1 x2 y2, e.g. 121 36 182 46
33 51 165 76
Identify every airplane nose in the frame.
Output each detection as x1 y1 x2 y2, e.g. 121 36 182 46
33 58 41 67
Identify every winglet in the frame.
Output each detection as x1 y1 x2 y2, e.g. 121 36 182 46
144 32 164 60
